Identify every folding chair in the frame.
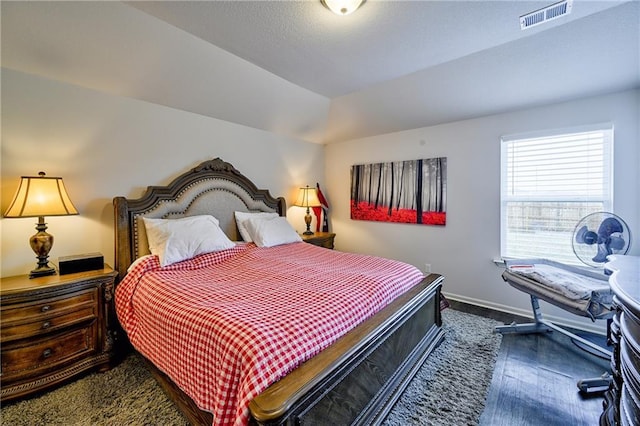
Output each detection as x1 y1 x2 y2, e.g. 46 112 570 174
496 259 614 393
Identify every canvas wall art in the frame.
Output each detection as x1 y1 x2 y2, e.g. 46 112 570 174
350 157 447 225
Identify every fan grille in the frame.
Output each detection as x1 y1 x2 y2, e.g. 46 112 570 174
572 212 631 268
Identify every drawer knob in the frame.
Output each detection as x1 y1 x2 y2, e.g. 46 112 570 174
42 348 52 358
41 305 51 312
42 321 51 329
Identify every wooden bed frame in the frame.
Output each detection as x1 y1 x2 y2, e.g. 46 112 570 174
113 157 444 425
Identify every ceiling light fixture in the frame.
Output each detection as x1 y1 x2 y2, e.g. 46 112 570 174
321 0 366 16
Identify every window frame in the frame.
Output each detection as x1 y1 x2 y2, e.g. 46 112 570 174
500 124 614 265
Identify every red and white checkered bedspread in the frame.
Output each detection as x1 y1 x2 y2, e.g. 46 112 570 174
115 242 424 425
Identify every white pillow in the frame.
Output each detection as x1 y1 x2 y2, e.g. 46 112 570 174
142 215 235 267
234 211 279 242
244 216 302 248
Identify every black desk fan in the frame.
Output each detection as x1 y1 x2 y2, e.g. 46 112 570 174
573 211 632 394
573 212 632 267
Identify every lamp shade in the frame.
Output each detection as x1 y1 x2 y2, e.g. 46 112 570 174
4 172 78 218
294 186 322 208
321 0 366 15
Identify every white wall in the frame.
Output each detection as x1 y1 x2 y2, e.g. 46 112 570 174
1 1 330 145
325 89 639 333
2 71 637 335
1 69 325 277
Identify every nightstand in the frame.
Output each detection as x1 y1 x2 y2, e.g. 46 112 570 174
301 232 336 249
0 267 118 402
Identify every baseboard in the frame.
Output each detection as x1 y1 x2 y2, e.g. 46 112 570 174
442 291 607 335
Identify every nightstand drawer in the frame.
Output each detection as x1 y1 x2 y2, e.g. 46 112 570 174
1 325 96 376
301 232 336 249
1 305 97 343
1 289 97 324
313 236 334 249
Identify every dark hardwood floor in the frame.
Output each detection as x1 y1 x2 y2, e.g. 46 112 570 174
450 301 610 426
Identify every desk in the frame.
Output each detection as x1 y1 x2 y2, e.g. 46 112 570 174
601 255 640 426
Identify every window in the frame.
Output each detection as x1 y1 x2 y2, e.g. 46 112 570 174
500 126 613 265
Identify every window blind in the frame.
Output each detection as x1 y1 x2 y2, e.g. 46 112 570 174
500 127 613 265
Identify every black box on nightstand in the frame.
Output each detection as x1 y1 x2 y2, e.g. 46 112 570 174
58 253 104 275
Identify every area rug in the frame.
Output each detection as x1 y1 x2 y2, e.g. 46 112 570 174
383 309 503 425
1 309 502 425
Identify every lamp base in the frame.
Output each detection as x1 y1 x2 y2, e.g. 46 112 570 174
28 217 57 279
29 265 57 279
303 211 314 236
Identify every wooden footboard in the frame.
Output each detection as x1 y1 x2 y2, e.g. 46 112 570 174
141 274 443 426
249 273 444 425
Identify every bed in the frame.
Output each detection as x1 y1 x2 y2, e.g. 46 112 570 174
113 157 444 425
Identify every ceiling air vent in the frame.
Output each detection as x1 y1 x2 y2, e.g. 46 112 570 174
520 0 573 30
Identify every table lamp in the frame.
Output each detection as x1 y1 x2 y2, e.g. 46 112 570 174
294 185 321 235
4 172 79 278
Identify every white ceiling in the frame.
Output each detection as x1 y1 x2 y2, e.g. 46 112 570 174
2 1 639 144
129 0 635 98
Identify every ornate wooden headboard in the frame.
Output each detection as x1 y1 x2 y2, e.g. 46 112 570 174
113 158 286 279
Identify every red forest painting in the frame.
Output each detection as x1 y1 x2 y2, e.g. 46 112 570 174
350 158 447 225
